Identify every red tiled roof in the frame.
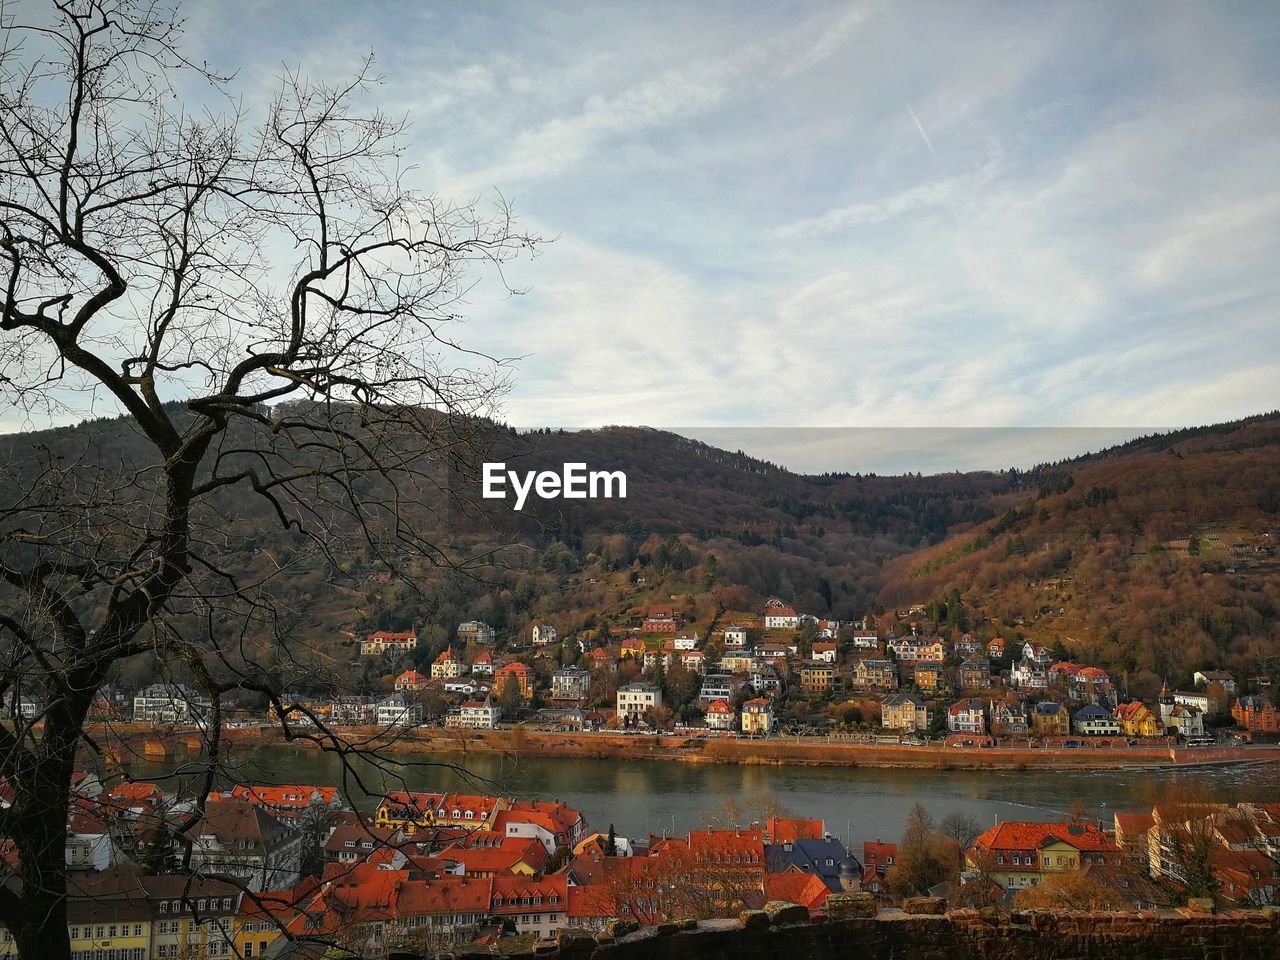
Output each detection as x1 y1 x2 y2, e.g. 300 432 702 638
974 821 1119 855
227 784 339 810
489 874 569 915
763 872 829 910
1113 701 1153 722
766 817 824 843
440 838 548 875
500 799 583 837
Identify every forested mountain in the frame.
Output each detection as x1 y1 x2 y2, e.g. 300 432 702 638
2 407 1277 693
880 412 1280 691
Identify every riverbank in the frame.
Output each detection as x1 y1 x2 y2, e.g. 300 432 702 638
92 724 1280 771
387 729 1280 770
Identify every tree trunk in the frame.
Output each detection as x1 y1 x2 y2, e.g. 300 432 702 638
11 693 92 960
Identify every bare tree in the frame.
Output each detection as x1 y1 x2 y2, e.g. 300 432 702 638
939 811 981 868
0 1 536 956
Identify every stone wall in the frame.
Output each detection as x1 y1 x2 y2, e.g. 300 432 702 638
597 911 1279 960
452 897 1280 960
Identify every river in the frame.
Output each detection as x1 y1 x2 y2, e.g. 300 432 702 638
127 744 1269 847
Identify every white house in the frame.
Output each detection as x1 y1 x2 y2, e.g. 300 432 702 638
947 699 986 734
132 683 213 724
705 699 736 731
457 620 497 645
1010 658 1048 690
443 679 484 696
551 667 591 701
1072 705 1121 736
448 697 500 729
763 599 800 630
1165 705 1205 738
850 632 881 650
811 642 838 663
66 813 117 871
722 627 748 648
376 694 423 728
616 682 662 721
532 623 558 646
698 674 744 704
672 632 700 651
1193 670 1237 694
1173 690 1212 713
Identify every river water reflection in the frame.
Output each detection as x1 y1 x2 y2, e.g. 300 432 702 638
128 744 1269 845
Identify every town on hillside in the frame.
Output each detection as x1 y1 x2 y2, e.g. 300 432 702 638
106 597 1279 749
5 770 1278 957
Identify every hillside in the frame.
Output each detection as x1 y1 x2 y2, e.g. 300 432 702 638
881 414 1280 692
2 408 1277 695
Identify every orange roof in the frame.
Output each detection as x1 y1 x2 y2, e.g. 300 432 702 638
706 699 734 715
765 817 825 843
763 872 829 910
406 875 493 915
496 661 532 676
434 649 459 663
440 838 548 875
863 840 896 866
668 828 765 862
1114 700 1153 721
103 782 165 810
367 631 416 641
378 790 503 821
227 784 339 810
974 821 1119 855
499 799 583 838
489 874 569 915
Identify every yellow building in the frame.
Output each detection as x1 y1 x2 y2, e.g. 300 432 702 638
69 901 151 960
235 900 290 959
360 630 418 656
799 661 835 694
1 888 152 959
741 698 774 736
1113 700 1160 737
968 821 1124 891
881 692 929 732
374 790 509 835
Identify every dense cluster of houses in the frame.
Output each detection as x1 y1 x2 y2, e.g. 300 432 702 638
961 801 1280 908
13 763 1279 958
0 768 880 957
110 599 1278 748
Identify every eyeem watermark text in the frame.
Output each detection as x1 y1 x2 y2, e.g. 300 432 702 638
482 462 627 511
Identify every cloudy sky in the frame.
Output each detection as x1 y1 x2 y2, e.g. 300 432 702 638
14 1 1280 471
